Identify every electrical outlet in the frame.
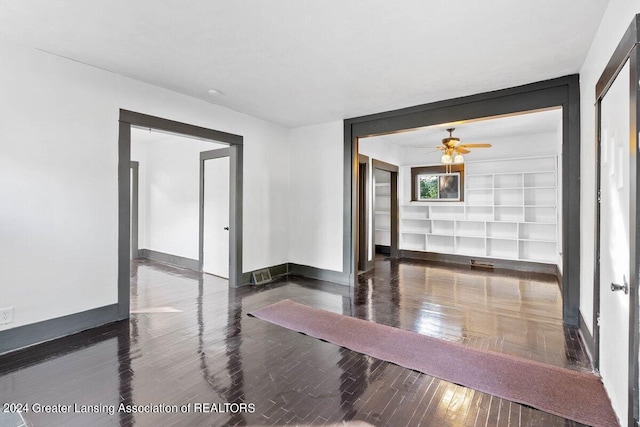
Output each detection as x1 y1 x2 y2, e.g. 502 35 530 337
0 307 13 325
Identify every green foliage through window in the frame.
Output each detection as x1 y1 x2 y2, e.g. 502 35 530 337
419 176 438 199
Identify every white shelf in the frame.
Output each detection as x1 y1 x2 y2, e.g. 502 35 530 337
400 156 559 265
374 168 392 247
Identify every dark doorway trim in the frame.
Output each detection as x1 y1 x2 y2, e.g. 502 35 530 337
357 154 371 272
372 159 399 258
593 14 640 426
199 148 234 279
344 75 581 327
118 110 244 320
130 161 139 260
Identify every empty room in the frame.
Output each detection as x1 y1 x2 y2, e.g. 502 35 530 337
1 1 639 426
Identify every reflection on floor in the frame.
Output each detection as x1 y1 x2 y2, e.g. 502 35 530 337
0 256 591 426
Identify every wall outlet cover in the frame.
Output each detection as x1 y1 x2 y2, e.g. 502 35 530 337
0 307 14 324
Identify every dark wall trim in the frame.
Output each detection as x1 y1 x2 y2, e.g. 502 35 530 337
357 154 372 272
344 75 581 327
138 249 200 271
399 250 559 276
241 263 350 287
130 161 139 259
120 110 243 146
375 245 391 255
119 110 244 321
595 15 640 99
289 263 350 286
0 304 118 355
580 310 596 365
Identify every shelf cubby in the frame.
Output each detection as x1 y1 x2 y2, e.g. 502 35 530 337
524 206 555 223
466 189 493 206
495 173 523 188
427 235 454 253
487 221 517 239
494 206 524 222
455 236 485 256
399 156 559 266
494 188 523 206
466 206 493 221
402 233 426 251
524 187 556 205
466 174 493 189
432 220 454 235
519 241 556 263
430 205 465 220
487 238 518 259
519 223 555 241
456 220 485 237
524 172 555 187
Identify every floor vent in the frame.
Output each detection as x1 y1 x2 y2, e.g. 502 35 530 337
470 259 494 270
251 268 272 285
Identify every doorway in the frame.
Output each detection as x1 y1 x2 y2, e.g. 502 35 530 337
118 110 244 319
372 159 399 258
344 76 581 326
357 154 369 272
200 149 231 279
594 15 640 426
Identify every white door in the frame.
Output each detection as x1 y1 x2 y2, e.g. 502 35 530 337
599 60 630 425
203 156 230 278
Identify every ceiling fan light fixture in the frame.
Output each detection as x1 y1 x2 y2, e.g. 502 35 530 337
453 153 464 164
441 153 452 164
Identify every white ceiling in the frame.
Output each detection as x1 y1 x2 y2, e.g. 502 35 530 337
367 108 563 148
0 1 607 128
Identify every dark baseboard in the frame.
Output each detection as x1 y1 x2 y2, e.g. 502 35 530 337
0 304 118 355
288 263 351 286
242 263 350 287
556 265 563 291
241 263 289 285
375 245 391 255
399 250 558 276
138 248 200 271
579 310 596 363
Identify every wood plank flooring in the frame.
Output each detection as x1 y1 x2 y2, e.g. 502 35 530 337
0 256 593 426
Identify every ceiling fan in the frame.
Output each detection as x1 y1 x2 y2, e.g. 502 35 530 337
436 128 491 168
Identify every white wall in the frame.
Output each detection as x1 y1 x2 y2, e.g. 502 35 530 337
131 130 225 260
0 37 289 331
579 1 639 335
288 121 344 272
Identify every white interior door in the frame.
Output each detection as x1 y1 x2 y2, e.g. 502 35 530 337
203 156 230 279
599 60 631 425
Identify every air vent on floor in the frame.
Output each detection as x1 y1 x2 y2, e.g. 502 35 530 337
251 268 272 285
470 259 494 270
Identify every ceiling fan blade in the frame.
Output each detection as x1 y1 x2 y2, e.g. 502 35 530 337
457 148 471 154
458 143 492 148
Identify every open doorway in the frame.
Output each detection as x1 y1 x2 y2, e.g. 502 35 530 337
360 109 563 276
344 76 581 326
118 110 244 319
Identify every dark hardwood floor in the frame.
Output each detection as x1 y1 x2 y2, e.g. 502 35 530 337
0 256 592 426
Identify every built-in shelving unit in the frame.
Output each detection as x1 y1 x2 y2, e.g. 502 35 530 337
374 169 391 247
400 156 559 265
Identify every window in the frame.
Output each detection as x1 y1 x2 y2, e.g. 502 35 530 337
411 165 464 202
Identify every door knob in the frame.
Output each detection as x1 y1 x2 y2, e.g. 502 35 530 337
611 282 629 294
224 227 229 231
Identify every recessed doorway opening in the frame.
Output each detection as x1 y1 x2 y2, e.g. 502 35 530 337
118 110 244 319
